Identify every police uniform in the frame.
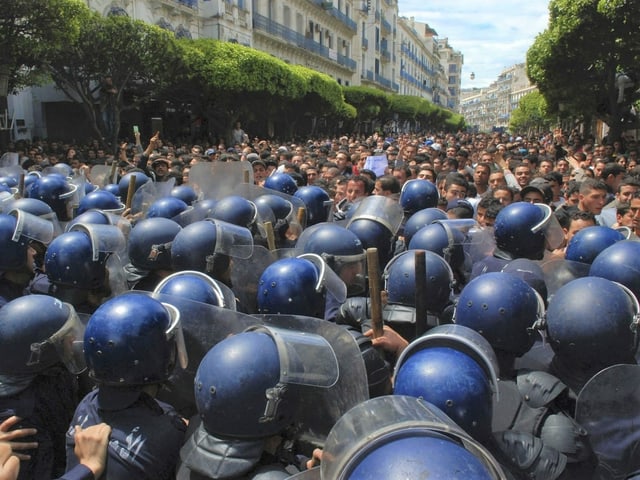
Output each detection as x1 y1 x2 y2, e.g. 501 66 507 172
65 388 187 480
0 366 78 480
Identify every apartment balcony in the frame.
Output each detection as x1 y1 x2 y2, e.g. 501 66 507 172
381 17 391 33
375 73 392 89
253 13 356 70
366 70 374 81
380 48 391 62
157 0 197 10
309 0 357 31
326 6 357 31
361 37 368 50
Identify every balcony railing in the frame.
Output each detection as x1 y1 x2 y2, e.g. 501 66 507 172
309 0 356 30
381 17 391 33
327 6 357 31
253 14 357 70
375 73 392 89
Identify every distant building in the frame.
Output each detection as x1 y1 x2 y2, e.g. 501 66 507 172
459 63 536 133
8 0 463 141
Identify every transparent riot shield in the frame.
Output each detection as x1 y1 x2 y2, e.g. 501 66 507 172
575 364 640 479
541 258 590 301
189 161 253 200
250 314 369 448
88 165 115 188
346 195 403 235
145 291 259 416
0 153 19 168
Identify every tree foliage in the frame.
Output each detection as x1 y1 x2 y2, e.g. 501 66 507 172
343 86 391 127
527 0 640 141
509 91 553 135
41 6 180 148
2 1 463 142
0 0 86 91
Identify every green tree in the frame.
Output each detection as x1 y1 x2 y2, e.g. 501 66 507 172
0 0 85 149
43 9 180 149
342 86 391 133
509 91 552 135
172 39 308 141
527 0 640 142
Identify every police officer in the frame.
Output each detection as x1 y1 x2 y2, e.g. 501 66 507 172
0 295 85 479
0 210 54 306
65 293 188 479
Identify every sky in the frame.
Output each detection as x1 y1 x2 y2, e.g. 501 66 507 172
397 1 550 89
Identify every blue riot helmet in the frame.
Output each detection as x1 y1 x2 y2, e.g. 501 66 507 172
384 250 454 314
0 295 87 378
211 195 257 229
76 189 125 215
408 220 467 271
402 207 448 245
146 196 189 220
103 183 121 197
264 171 298 195
565 225 625 264
128 217 182 271
257 254 347 317
494 202 563 260
44 223 125 290
194 326 338 438
545 277 639 370
254 194 293 222
193 197 218 217
294 186 332 226
50 162 74 178
153 270 236 310
455 272 545 362
171 219 253 278
26 173 78 220
117 170 150 198
5 198 52 217
254 193 300 242
393 324 500 441
590 240 640 300
321 395 505 480
0 210 55 271
84 182 98 195
399 179 439 215
65 209 111 230
4 197 62 236
84 292 188 385
0 175 18 188
296 223 367 296
171 185 198 205
347 195 404 268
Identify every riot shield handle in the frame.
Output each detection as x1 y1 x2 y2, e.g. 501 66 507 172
367 248 384 339
414 250 427 338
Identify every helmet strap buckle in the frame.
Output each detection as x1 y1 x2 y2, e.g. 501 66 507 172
260 382 288 423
